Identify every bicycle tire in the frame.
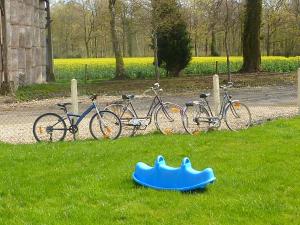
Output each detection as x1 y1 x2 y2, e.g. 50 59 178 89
182 104 210 135
33 113 67 142
154 102 184 135
105 103 137 137
89 111 122 140
224 101 252 131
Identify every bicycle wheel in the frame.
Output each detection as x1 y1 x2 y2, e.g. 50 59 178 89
224 101 252 131
33 113 67 142
105 103 137 137
155 102 184 135
182 104 210 135
89 111 122 140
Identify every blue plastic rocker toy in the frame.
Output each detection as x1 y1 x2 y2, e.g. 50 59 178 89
132 155 216 191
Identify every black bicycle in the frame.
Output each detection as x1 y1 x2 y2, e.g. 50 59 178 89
182 82 252 134
105 83 184 136
33 94 122 142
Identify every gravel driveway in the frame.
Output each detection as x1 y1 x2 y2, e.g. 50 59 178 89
0 85 298 144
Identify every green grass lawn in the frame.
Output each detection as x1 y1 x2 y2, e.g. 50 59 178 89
1 118 300 225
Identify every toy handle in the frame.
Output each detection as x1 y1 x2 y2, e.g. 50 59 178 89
181 157 191 168
155 155 165 167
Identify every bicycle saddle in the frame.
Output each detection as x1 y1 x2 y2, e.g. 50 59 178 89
200 93 210 98
122 94 135 100
57 103 71 107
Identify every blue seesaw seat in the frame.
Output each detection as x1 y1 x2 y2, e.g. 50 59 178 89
132 155 216 191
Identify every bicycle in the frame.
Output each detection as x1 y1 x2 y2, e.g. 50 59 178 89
182 82 252 135
104 83 184 136
33 94 122 142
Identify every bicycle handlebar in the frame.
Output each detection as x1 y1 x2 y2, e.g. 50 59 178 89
143 89 152 95
220 82 234 89
153 82 160 89
143 83 163 95
90 94 98 101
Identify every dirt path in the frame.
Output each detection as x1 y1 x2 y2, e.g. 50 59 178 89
0 85 298 144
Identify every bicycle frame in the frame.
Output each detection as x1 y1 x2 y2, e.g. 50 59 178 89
65 102 101 126
123 95 161 118
201 90 233 120
119 91 173 126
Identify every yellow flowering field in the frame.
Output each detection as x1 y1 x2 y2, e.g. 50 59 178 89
54 56 300 81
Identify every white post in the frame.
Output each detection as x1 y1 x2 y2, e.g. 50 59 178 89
71 79 79 116
213 74 220 116
298 68 300 114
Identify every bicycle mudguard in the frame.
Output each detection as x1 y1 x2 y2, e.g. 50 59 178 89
132 155 216 191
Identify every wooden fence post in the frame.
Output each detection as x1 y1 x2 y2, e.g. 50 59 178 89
213 74 220 116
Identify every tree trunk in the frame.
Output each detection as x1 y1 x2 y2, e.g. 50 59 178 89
266 23 271 56
205 37 208 56
45 0 55 82
0 0 10 94
135 33 141 56
85 41 90 58
94 37 98 58
121 7 126 57
240 0 262 73
211 27 219 56
153 32 160 82
224 0 231 82
109 0 127 79
170 67 182 77
194 32 198 56
127 30 133 57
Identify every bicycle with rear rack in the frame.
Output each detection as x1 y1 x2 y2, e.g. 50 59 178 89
182 82 252 135
33 94 122 142
104 83 184 136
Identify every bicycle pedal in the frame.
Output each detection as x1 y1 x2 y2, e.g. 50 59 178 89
139 126 147 130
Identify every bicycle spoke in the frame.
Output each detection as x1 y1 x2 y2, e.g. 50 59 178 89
183 105 210 135
105 104 136 137
225 102 251 131
33 113 67 142
89 111 122 140
155 103 185 134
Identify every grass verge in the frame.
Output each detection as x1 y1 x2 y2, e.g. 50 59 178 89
15 72 296 101
0 118 300 224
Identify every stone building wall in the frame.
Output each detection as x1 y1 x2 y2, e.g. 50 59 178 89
4 0 47 86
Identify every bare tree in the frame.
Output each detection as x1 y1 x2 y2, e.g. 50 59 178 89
45 0 55 82
50 0 300 59
109 0 127 79
263 0 285 56
78 0 97 58
224 0 231 81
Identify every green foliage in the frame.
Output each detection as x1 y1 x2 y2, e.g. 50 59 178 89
155 0 192 76
1 118 300 224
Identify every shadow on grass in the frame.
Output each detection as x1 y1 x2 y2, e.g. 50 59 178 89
181 188 208 195
132 180 210 195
